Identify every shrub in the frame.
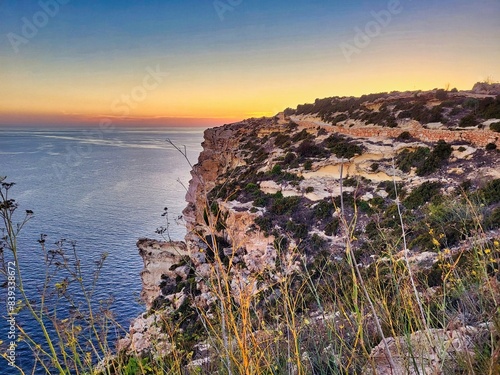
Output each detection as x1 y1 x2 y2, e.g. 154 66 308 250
303 160 313 170
415 140 452 176
285 220 309 240
255 216 273 233
275 133 291 148
358 200 372 213
305 186 314 193
396 131 412 141
484 207 500 229
245 182 259 193
253 196 268 207
310 233 326 250
485 143 497 150
322 134 363 158
331 113 348 124
317 128 328 136
435 89 448 100
378 180 404 200
459 113 478 127
396 147 430 173
314 200 334 220
463 98 479 109
404 181 442 209
324 218 339 236
409 232 435 252
271 164 282 176
270 195 301 215
386 115 398 128
477 96 500 119
296 140 328 158
291 129 312 142
490 122 500 132
432 139 453 159
480 179 500 205
343 177 358 187
282 152 296 165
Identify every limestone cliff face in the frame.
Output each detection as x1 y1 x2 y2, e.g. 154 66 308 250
128 85 500 361
182 119 279 262
183 124 246 245
137 238 189 309
138 87 500 311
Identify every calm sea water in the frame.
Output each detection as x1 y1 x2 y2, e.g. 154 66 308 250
0 127 205 373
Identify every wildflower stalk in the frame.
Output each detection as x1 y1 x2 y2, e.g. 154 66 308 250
0 181 67 374
391 157 430 334
338 163 398 374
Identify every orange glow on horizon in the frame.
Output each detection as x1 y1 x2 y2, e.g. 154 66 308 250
1 50 498 127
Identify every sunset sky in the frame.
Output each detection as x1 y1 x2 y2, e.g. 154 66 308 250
1 0 499 127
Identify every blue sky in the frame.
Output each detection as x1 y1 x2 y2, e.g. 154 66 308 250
1 0 499 126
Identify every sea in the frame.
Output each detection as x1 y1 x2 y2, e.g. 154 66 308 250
0 126 206 373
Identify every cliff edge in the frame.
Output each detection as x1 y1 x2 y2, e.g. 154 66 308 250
123 85 500 373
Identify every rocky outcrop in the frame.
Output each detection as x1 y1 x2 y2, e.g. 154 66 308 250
124 85 500 369
137 238 189 309
364 324 494 375
471 82 500 95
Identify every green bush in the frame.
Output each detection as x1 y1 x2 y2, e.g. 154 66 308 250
271 165 282 175
484 207 500 229
386 115 398 128
404 181 442 209
396 140 453 176
490 122 500 132
270 195 301 215
358 200 372 213
285 221 309 240
274 133 291 148
369 196 386 209
480 179 500 205
396 147 430 173
343 177 358 187
435 89 448 100
296 140 328 158
396 131 412 141
322 134 363 158
378 180 404 200
459 113 478 127
314 200 334 220
255 216 273 233
477 96 500 119
283 152 296 165
485 143 497 151
291 129 312 142
253 196 268 207
310 233 326 250
324 218 339 236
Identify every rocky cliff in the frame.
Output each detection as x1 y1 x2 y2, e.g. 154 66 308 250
122 84 500 373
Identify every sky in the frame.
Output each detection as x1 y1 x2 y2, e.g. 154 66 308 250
0 0 499 127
